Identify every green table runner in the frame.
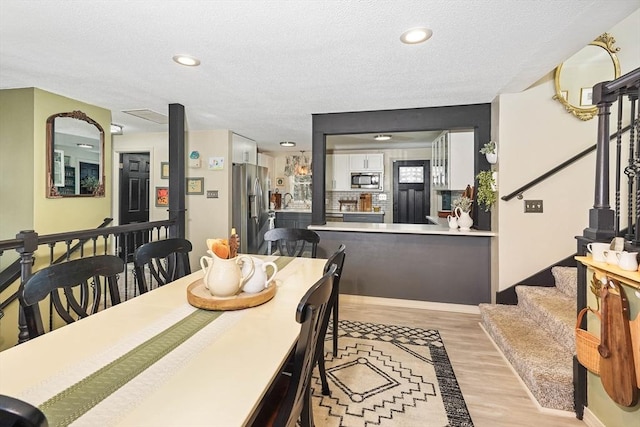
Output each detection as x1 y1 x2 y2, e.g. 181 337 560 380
40 309 223 426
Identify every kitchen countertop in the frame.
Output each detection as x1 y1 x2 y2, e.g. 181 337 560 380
271 209 385 215
271 208 312 213
309 221 496 236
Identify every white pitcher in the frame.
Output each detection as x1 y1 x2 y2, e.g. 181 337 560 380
242 257 278 294
616 251 638 271
199 250 254 297
447 214 458 229
454 207 473 231
603 250 622 266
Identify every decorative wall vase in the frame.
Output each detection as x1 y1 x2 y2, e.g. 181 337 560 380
485 152 498 164
454 207 473 231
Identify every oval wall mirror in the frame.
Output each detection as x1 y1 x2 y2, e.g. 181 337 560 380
553 33 620 121
46 110 105 198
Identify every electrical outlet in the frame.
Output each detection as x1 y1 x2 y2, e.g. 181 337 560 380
206 190 218 199
378 194 387 201
524 199 543 213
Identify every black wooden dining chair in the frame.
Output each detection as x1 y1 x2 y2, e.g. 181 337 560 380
248 264 336 427
316 244 346 396
0 394 48 427
19 255 124 340
264 228 319 258
133 238 192 294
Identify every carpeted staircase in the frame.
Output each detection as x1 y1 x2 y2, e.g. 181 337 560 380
479 266 577 412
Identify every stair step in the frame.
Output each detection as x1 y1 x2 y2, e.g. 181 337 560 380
479 304 574 412
516 285 575 353
552 266 577 299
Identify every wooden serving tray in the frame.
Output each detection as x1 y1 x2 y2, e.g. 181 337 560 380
187 278 277 311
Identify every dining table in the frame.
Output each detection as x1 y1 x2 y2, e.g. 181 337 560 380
0 255 327 427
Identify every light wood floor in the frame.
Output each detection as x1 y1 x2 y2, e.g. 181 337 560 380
338 298 586 427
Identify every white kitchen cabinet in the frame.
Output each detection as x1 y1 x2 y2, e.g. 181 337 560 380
349 153 383 171
326 154 350 191
232 133 257 165
432 131 474 191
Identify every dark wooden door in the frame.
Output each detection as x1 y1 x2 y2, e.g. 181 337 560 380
119 152 150 260
393 160 430 224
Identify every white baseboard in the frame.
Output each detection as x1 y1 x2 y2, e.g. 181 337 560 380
582 408 605 427
340 294 480 314
479 323 577 418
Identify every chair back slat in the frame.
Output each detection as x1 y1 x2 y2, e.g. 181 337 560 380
133 238 193 293
264 228 320 258
20 255 124 339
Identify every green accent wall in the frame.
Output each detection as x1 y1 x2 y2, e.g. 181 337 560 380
32 88 112 234
0 87 112 351
0 88 35 250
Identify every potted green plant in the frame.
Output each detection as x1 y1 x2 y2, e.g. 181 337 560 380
480 141 497 164
81 176 100 194
452 195 473 213
476 170 497 212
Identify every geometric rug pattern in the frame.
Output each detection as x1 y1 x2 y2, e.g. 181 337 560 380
311 320 474 426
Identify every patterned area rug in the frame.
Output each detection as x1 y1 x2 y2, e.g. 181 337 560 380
311 320 473 427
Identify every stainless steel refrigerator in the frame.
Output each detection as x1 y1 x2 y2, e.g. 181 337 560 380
232 163 270 254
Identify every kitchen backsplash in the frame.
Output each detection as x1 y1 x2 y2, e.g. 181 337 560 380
326 191 390 213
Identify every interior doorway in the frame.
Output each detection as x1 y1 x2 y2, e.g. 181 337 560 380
393 159 431 224
118 152 150 260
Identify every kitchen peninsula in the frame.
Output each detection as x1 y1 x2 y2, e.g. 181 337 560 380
309 221 495 306
273 209 384 228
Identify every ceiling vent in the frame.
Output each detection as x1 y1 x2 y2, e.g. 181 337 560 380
122 109 168 124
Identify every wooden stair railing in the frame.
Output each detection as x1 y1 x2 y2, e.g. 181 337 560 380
501 125 632 202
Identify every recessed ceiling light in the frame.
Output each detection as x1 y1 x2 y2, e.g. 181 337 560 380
77 143 93 149
374 134 392 141
400 27 433 44
172 55 201 66
280 141 296 147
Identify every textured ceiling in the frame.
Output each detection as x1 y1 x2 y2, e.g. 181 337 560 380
1 0 638 152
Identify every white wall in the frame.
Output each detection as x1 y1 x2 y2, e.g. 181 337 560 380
186 130 233 266
112 129 233 271
496 10 640 291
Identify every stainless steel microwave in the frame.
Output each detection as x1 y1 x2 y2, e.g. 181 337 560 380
350 172 382 190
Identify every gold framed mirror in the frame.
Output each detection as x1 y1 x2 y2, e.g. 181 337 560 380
46 110 105 198
553 33 620 121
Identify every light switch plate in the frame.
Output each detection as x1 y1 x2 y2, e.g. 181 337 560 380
524 200 543 213
206 190 218 198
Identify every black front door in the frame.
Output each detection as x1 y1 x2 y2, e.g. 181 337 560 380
393 160 430 224
118 152 150 260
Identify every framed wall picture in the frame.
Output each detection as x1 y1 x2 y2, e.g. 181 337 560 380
155 187 169 207
580 87 593 106
186 177 204 195
276 177 285 187
160 162 169 179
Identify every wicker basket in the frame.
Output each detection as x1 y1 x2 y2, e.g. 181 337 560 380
575 307 601 375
